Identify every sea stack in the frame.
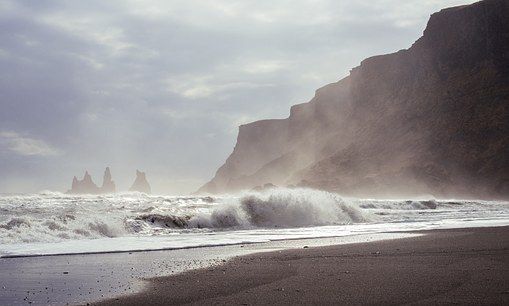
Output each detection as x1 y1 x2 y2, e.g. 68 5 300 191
129 170 151 194
100 167 116 193
67 167 116 194
67 171 100 194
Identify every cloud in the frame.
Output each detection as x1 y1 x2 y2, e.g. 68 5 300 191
0 131 61 157
241 59 288 74
0 0 478 193
166 75 276 99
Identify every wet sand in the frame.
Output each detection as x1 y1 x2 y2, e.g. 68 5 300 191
97 226 509 305
0 233 413 305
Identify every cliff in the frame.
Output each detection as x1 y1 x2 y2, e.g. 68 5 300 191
198 0 509 199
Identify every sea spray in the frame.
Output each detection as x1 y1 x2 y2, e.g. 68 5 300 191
189 188 369 228
0 190 508 247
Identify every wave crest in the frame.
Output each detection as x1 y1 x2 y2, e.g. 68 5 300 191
187 188 369 229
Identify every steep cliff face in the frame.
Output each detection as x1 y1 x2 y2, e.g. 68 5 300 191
199 119 291 193
199 0 509 199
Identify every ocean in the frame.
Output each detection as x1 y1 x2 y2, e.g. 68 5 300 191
1 188 508 257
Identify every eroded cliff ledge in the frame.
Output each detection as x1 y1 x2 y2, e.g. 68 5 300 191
199 0 509 199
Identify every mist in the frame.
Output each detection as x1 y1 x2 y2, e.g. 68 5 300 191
0 0 477 194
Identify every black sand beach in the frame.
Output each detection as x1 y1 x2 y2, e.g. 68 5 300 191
96 226 509 306
0 233 412 305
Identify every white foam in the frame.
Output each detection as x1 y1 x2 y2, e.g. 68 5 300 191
0 188 508 257
189 188 370 228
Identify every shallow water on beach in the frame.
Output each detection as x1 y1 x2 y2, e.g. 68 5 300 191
1 188 508 257
0 232 416 306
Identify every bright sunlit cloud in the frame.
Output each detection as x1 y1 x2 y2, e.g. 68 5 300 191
0 131 61 157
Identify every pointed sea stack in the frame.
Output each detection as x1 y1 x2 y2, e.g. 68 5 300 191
100 167 116 193
67 170 100 194
71 176 78 190
129 170 151 194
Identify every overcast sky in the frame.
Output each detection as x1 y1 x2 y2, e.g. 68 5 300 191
0 0 476 194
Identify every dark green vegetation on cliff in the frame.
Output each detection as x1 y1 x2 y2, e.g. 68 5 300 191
200 0 509 199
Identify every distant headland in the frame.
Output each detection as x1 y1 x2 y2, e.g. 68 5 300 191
66 167 151 194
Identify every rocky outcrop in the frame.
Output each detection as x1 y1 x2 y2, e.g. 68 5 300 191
198 0 509 199
100 167 116 193
67 167 116 194
67 171 100 194
129 170 152 194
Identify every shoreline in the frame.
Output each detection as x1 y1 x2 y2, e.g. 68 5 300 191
1 226 508 305
95 226 509 306
4 217 509 259
0 232 417 259
0 232 416 305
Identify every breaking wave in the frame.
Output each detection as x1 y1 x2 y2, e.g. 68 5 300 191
189 188 368 228
0 188 507 246
123 189 369 234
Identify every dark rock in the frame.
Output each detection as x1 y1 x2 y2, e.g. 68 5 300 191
198 0 509 200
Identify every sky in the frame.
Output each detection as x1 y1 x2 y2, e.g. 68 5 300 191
0 0 477 194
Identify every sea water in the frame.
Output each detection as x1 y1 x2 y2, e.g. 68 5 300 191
1 188 508 257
